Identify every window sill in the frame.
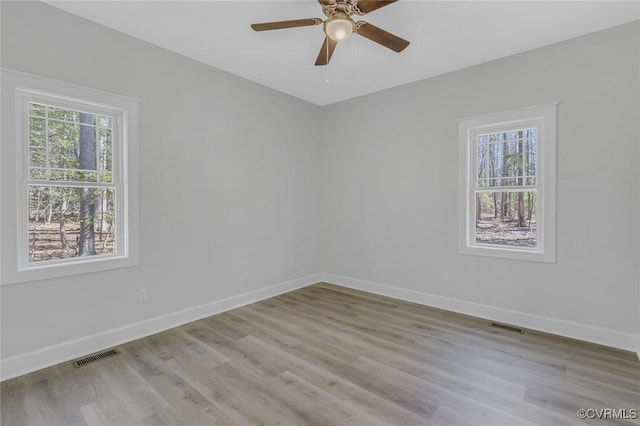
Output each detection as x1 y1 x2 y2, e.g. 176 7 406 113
2 254 139 285
459 244 555 263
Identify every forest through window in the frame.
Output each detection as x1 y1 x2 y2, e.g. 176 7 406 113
474 128 537 248
27 102 117 263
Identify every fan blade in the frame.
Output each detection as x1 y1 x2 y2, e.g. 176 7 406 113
251 18 321 31
355 21 409 52
354 0 398 14
315 36 338 66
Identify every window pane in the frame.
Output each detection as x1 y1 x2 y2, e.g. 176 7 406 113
29 169 47 180
48 106 83 122
475 190 537 248
477 143 489 180
29 102 46 117
476 128 536 187
98 115 112 128
99 172 112 183
29 116 46 147
98 128 112 173
29 116 47 171
49 170 98 182
28 185 116 262
525 134 536 177
30 148 47 168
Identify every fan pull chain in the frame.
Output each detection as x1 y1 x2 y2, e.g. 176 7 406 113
350 34 355 76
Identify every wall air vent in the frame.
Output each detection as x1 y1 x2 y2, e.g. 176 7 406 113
490 322 525 334
72 348 121 368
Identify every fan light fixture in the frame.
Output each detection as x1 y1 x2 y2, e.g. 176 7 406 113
324 14 354 41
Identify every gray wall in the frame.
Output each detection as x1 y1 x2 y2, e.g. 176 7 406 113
1 1 639 366
1 1 321 359
319 21 640 335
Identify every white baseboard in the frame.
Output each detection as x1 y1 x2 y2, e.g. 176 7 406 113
317 273 640 356
0 273 323 381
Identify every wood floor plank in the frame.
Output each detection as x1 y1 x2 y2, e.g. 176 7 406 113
2 283 639 425
237 334 430 426
79 402 113 426
1 380 35 426
121 339 236 425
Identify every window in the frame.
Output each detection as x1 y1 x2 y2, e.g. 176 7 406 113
1 69 139 284
25 100 118 263
458 104 556 262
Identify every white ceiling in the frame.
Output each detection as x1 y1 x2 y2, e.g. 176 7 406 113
46 1 640 106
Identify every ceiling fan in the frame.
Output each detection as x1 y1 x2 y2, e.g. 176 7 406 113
251 0 409 66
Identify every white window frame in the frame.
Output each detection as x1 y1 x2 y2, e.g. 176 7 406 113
1 69 139 284
458 104 557 263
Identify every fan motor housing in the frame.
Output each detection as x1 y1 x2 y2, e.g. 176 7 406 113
321 0 364 18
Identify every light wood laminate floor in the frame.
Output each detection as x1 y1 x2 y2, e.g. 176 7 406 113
2 283 639 425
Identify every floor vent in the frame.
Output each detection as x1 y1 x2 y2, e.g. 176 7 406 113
491 322 525 334
72 348 120 368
